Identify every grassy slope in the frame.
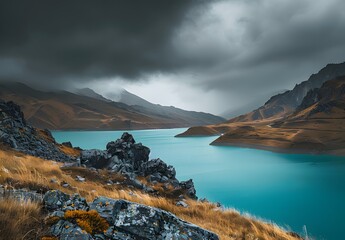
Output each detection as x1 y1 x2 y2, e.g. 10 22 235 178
0 149 300 240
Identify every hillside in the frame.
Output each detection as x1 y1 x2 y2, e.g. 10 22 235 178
212 77 345 154
229 62 345 122
177 64 345 155
0 82 225 130
79 87 226 127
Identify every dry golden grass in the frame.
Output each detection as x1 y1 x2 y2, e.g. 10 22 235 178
0 198 45 240
0 149 301 240
58 144 81 157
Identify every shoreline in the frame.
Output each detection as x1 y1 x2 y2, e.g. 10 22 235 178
51 127 188 132
210 141 345 157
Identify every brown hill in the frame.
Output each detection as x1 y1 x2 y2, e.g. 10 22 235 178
211 76 345 154
0 82 225 130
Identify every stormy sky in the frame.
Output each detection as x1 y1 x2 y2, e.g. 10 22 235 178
1 0 345 115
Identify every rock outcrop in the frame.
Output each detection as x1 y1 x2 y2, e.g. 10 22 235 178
43 190 219 240
0 100 72 161
80 132 197 199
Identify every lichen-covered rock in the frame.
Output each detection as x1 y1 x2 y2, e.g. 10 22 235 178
51 220 94 240
90 197 219 240
43 190 89 211
43 190 70 211
43 191 219 240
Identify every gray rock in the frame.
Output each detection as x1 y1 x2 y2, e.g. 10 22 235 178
43 190 70 211
51 220 93 240
76 175 86 182
176 201 188 208
62 141 73 148
0 100 72 162
90 197 219 240
43 190 89 211
140 158 176 180
50 178 58 184
80 149 110 168
180 179 197 199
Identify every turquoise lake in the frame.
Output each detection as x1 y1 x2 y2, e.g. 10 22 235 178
52 128 345 240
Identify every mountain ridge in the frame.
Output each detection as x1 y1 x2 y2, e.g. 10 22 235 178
0 82 225 130
229 62 345 122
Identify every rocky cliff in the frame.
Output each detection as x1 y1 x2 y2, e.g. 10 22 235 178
0 100 72 161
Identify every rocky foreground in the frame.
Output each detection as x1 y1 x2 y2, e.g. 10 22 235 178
0 99 216 239
43 190 218 240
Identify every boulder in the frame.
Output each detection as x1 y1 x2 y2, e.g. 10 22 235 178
180 179 197 199
140 158 176 180
43 190 89 211
62 141 73 148
80 150 110 168
90 197 219 240
51 220 93 240
176 200 189 208
43 191 219 240
43 190 70 211
106 132 150 169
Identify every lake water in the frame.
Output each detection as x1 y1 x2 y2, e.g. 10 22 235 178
52 128 345 240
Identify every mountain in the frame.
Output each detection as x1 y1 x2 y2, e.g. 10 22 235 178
116 89 154 109
229 62 345 122
0 82 225 130
177 63 345 155
74 88 112 102
77 87 226 127
220 89 288 119
211 76 345 154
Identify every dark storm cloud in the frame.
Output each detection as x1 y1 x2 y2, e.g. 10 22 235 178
0 0 210 87
185 0 345 99
0 0 345 114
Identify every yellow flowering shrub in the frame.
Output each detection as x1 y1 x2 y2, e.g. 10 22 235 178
64 210 109 234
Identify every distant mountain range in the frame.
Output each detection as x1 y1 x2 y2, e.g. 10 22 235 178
0 82 225 130
177 61 345 155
